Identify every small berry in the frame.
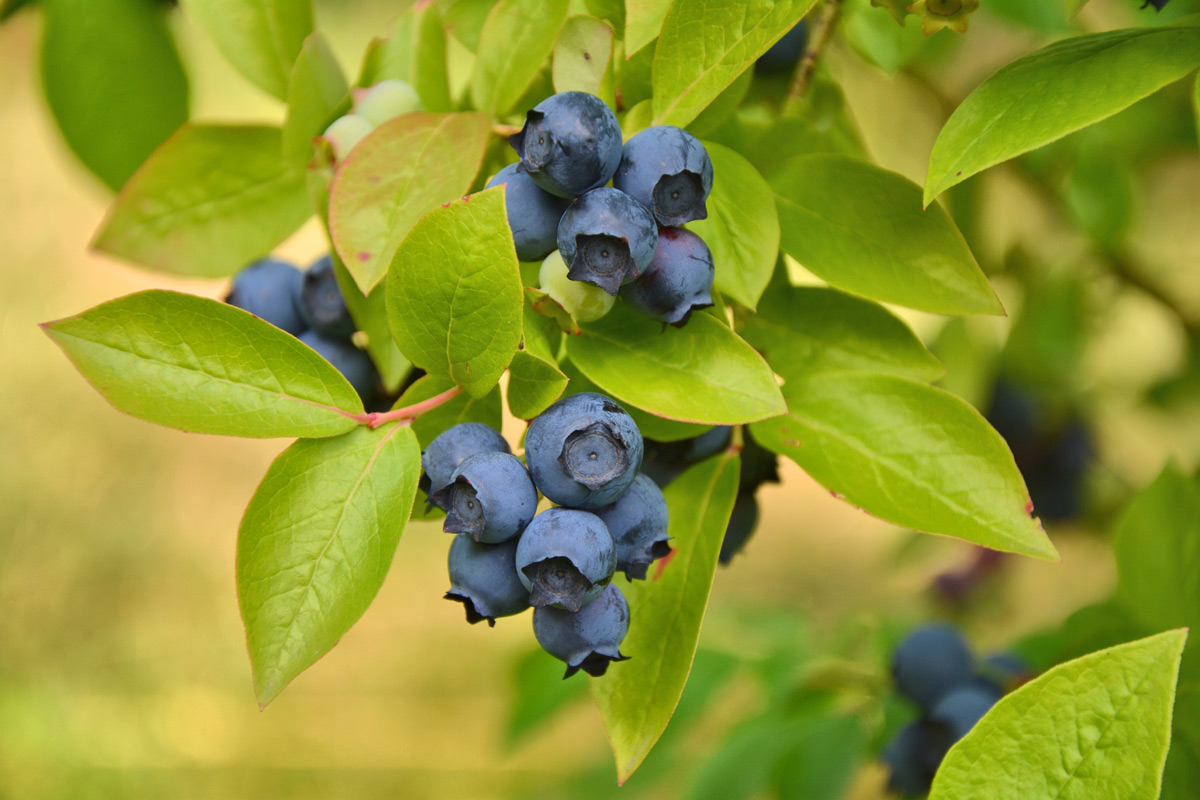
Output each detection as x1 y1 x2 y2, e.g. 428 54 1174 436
420 423 511 500
557 188 659 296
321 114 373 161
515 508 616 611
298 255 356 339
486 163 571 262
445 534 530 626
353 79 421 126
620 227 714 326
225 258 307 335
509 91 623 199
430 451 538 544
298 330 378 400
538 250 616 323
613 126 713 227
533 583 630 678
593 474 670 580
892 623 975 712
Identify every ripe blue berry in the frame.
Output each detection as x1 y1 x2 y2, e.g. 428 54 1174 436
892 623 975 712
525 392 644 508
881 720 949 797
930 685 998 740
620 227 714 326
445 534 530 626
486 163 572 262
533 583 630 678
509 91 623 199
430 451 538 544
298 330 378 400
754 21 808 75
298 255 356 339
975 651 1031 694
515 508 616 611
557 188 659 296
420 423 512 500
613 126 713 227
225 258 307 335
593 474 670 580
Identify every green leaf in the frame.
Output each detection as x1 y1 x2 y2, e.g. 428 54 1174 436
772 714 867 800
751 373 1058 560
929 630 1189 800
331 254 410 394
592 451 741 783
560 358 712 442
772 154 1002 316
741 274 944 382
553 15 615 105
625 0 673 56
1114 465 1200 633
1067 0 1090 17
283 33 348 166
181 0 313 100
1193 72 1200 150
237 423 420 706
40 0 189 192
470 0 570 116
522 296 564 363
359 6 454 112
386 188 524 399
687 142 778 310
652 0 818 128
93 124 310 277
42 290 364 438
395 374 503 449
329 112 490 293
925 24 1200 204
566 303 786 425
507 350 569 419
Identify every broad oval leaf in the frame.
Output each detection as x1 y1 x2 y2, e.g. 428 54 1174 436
566 303 786 425
560 358 712 442
688 141 779 310
396 374 503 449
507 350 569 420
237 423 421 707
470 0 570 116
925 23 1200 203
329 112 490 293
625 0 673 56
1114 465 1200 633
331 254 410 393
386 188 524 399
772 154 1002 316
358 5 453 112
283 33 349 165
41 0 189 191
181 0 313 100
741 275 944 382
750 373 1058 559
652 0 818 128
553 15 615 105
930 630 1189 800
592 451 741 783
92 124 311 277
42 290 364 438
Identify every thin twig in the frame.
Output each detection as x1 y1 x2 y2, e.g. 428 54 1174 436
367 385 463 429
783 0 844 115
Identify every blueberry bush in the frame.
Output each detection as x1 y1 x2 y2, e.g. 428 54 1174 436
13 0 1200 795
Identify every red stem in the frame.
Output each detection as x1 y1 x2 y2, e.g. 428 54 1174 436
366 385 462 429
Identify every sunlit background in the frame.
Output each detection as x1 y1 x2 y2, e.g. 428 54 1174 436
2 1 1199 797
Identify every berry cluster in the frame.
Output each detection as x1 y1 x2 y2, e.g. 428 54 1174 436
322 79 422 162
423 392 671 678
490 91 716 328
883 624 1031 796
225 255 378 401
641 427 779 563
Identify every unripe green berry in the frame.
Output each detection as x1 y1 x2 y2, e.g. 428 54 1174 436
353 79 421 126
539 250 615 323
322 114 373 161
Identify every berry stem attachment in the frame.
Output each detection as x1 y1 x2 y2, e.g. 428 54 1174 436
366 385 463 429
783 0 843 115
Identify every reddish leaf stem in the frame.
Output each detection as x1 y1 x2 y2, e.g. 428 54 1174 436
366 385 463 429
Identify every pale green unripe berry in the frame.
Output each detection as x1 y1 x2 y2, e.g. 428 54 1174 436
353 79 421 126
322 114 373 161
539 251 615 323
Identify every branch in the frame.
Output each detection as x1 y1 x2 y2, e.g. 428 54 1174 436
366 385 462 429
783 0 844 115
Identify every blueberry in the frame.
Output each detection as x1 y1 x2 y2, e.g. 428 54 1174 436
515 508 616 611
621 227 714 326
353 79 421 126
892 623 975 712
430 451 538 544
538 250 616 322
557 188 659 296
593 474 670 580
975 652 1031 694
509 91 623 199
524 392 644 508
298 255 356 339
533 583 630 678
881 720 951 798
613 126 713 227
1142 0 1170 9
686 426 732 461
322 114 374 161
486 164 571 263
930 685 998 740
638 429 729 488
445 534 530 626
420 423 512 500
298 330 378 400
719 492 758 565
225 258 307 335
754 21 808 75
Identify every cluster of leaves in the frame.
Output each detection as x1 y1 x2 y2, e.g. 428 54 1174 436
22 0 1200 793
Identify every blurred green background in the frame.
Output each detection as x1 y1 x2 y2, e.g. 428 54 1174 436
2 1 1199 797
